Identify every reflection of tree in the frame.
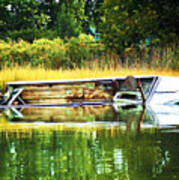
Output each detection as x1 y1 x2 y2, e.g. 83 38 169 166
152 132 179 180
0 126 178 179
0 108 178 180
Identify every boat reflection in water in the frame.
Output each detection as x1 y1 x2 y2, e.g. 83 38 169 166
0 104 178 180
1 102 179 128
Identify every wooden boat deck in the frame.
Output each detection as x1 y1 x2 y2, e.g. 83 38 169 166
1 76 159 106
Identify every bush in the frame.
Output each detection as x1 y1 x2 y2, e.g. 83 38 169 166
1 29 57 42
0 34 105 69
66 34 104 67
0 39 31 67
30 38 68 68
0 34 177 70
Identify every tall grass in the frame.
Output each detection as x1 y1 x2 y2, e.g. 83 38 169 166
0 65 179 91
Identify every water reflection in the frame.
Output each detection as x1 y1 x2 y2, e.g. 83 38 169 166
0 105 178 180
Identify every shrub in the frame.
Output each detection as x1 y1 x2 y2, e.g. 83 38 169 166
0 39 31 67
30 38 67 68
5 29 57 42
0 34 177 70
66 34 105 67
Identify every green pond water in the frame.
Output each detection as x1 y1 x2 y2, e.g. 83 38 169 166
0 105 178 180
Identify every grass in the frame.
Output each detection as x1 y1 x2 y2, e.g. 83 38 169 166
0 65 179 91
0 65 178 134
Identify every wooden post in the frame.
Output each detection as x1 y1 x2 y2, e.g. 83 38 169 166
137 107 146 133
136 79 146 105
0 92 3 104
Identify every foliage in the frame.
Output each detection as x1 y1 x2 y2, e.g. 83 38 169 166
0 35 178 70
38 0 86 30
123 42 179 69
30 38 68 68
0 0 50 42
0 0 178 52
98 0 178 55
0 0 105 41
56 3 82 38
3 29 56 42
0 34 105 69
83 0 104 33
66 34 104 67
0 0 50 31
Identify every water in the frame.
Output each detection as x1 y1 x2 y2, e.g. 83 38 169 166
0 105 178 180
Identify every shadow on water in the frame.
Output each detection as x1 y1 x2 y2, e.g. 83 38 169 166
0 105 178 180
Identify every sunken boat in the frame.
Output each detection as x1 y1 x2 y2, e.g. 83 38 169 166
0 76 178 108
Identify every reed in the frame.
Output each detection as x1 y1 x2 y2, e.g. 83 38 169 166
0 65 179 91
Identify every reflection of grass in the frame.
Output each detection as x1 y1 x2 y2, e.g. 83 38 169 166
0 113 122 139
0 120 157 140
0 66 179 90
0 110 156 139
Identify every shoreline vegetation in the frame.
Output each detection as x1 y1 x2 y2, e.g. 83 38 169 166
0 36 178 92
0 35 178 70
0 66 179 92
0 1 178 91
0 35 178 91
0 35 178 92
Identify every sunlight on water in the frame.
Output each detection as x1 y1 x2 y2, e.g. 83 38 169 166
0 105 178 180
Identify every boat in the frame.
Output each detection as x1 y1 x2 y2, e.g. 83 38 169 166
0 76 178 107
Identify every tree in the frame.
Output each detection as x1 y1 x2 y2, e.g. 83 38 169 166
0 0 103 40
55 0 85 38
83 0 104 34
0 0 50 40
98 0 178 55
56 3 82 38
0 0 49 31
